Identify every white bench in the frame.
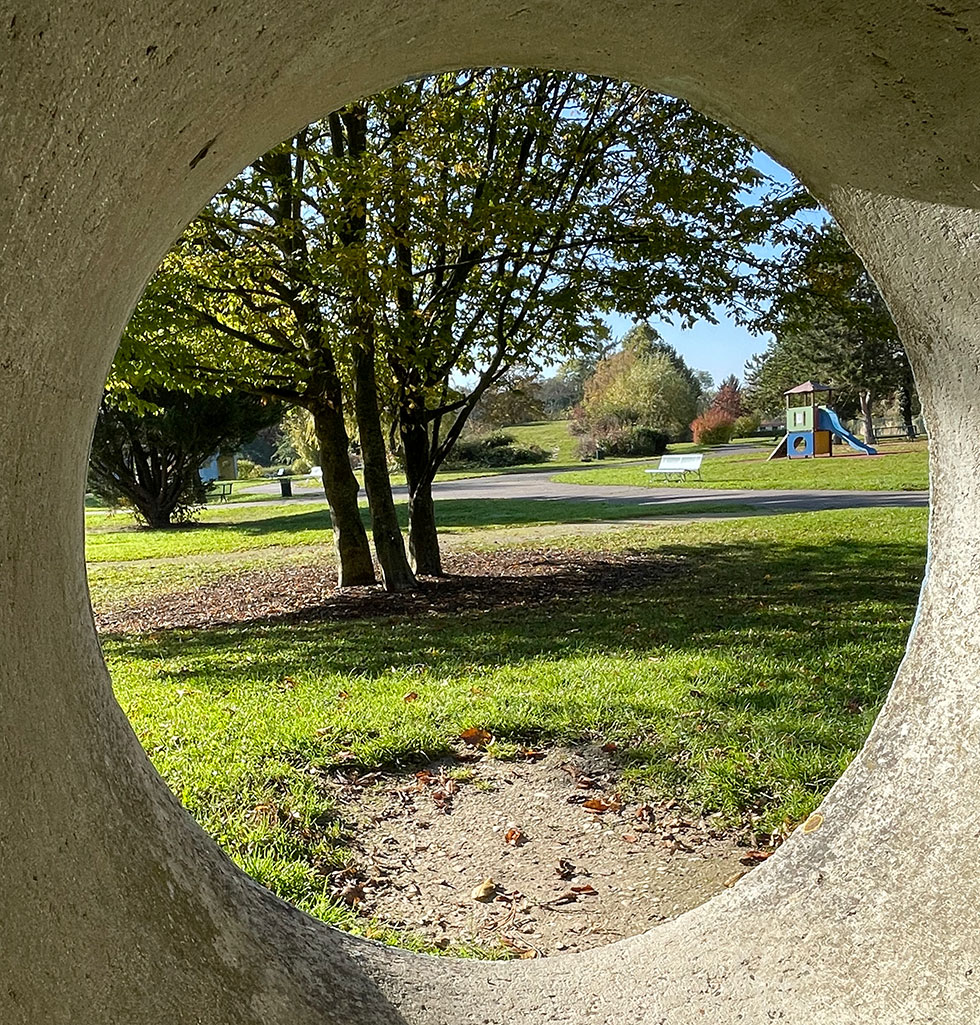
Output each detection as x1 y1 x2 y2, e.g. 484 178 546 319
645 453 703 482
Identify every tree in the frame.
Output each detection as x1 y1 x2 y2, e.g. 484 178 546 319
124 127 405 588
275 407 321 470
712 374 744 420
468 373 547 429
88 388 279 528
745 222 915 441
537 353 612 417
576 326 703 449
123 69 811 581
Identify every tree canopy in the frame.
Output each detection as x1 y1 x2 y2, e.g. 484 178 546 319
744 222 915 438
114 68 813 586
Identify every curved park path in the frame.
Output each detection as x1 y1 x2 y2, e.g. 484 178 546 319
421 466 928 516
240 454 929 519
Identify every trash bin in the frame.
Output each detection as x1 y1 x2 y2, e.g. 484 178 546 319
279 477 292 498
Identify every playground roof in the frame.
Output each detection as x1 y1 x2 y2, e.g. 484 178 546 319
784 380 833 394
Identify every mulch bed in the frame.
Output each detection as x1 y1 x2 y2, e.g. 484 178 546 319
95 547 687 635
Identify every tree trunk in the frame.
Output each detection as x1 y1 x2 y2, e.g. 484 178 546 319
310 398 376 587
141 501 174 529
352 339 417 592
408 482 441 575
859 388 875 445
899 375 916 439
401 417 443 575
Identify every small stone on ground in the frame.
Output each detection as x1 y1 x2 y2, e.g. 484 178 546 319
327 746 762 956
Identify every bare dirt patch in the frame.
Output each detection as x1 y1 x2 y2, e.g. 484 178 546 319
326 746 764 957
96 545 771 954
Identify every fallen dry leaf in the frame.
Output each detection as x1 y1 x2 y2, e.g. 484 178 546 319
601 741 619 753
403 691 419 703
517 747 546 761
471 878 497 902
500 935 538 958
459 727 492 749
555 858 576 880
583 797 621 813
552 885 598 905
432 778 457 811
504 825 525 846
739 850 772 865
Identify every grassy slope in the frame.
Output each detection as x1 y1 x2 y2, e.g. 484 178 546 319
553 441 929 492
503 419 578 463
100 507 927 942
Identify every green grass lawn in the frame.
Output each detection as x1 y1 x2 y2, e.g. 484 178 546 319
554 440 928 491
96 506 927 948
85 494 756 570
504 419 578 463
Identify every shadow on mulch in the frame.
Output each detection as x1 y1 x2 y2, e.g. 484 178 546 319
94 549 688 636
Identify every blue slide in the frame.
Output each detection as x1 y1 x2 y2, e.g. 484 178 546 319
817 406 877 455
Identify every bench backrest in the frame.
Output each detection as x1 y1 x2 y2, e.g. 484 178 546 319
657 454 703 470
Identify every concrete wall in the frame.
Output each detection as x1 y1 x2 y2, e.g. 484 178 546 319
2 3 980 1022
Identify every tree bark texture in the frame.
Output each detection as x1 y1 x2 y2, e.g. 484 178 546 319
352 337 417 591
401 416 443 575
310 396 376 587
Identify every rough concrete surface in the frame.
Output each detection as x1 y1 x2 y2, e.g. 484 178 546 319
3 2 980 1022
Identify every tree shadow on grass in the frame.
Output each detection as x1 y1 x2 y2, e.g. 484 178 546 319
103 533 926 826
107 535 924 732
197 497 754 537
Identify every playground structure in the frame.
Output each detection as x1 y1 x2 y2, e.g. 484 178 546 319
769 380 877 460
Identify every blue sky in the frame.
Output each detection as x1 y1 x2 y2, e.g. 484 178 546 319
603 306 764 388
602 153 828 387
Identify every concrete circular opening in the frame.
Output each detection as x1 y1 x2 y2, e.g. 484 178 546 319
4 4 980 1023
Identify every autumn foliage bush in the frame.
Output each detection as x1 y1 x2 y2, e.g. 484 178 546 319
691 408 736 445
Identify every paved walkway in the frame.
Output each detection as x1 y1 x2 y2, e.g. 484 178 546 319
234 461 928 517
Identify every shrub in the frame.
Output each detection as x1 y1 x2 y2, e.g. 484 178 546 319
599 425 670 458
445 436 550 468
733 413 762 438
482 431 517 449
576 435 599 460
691 408 736 445
576 423 669 460
236 458 261 479
291 457 312 475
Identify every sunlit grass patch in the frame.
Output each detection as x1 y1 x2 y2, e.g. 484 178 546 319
102 507 927 939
